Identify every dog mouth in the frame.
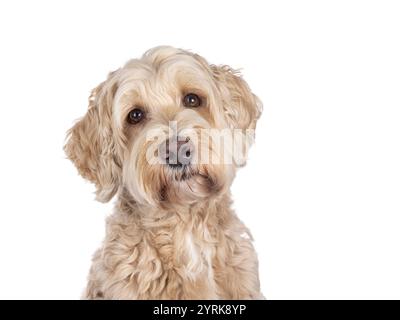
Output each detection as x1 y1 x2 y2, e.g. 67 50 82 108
170 164 197 181
157 165 219 204
170 166 214 185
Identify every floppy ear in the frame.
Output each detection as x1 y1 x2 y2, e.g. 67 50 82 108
64 75 122 202
211 65 262 130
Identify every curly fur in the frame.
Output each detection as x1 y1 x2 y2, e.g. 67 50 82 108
65 46 263 299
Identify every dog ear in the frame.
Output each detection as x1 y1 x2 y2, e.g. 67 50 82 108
64 73 122 202
211 65 262 130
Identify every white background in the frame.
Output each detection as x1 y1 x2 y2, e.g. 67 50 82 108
0 0 399 299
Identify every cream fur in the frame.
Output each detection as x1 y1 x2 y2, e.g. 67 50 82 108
65 46 263 299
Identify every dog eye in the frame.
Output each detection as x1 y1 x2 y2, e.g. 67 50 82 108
183 93 202 108
127 108 145 124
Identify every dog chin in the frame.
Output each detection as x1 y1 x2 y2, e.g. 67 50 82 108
157 169 224 207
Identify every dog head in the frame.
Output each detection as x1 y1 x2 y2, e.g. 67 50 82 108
65 46 262 208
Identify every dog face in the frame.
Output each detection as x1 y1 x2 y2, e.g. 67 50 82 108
65 46 262 207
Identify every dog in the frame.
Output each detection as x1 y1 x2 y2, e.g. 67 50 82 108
65 46 263 299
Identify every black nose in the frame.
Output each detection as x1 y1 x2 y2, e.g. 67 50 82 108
159 137 193 168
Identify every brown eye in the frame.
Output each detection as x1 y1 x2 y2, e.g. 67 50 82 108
183 93 202 108
127 108 145 124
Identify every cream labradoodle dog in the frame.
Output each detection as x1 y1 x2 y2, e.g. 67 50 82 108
65 46 263 299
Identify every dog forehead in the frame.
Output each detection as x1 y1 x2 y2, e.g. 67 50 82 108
141 46 204 70
113 54 213 115
124 47 210 83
